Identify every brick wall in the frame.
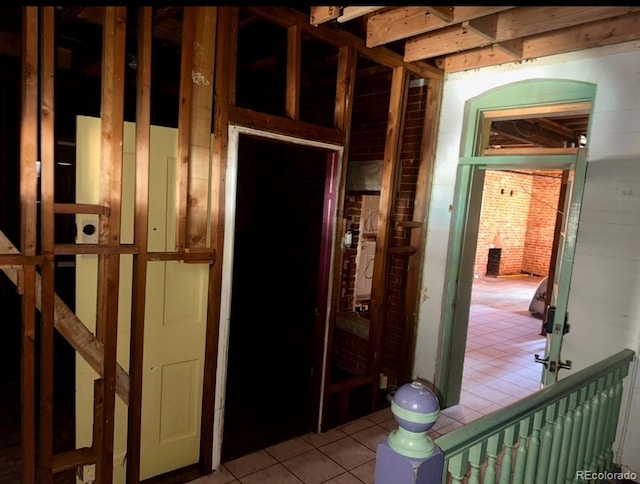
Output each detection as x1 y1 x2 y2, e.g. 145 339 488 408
381 83 428 386
336 75 431 386
474 171 561 277
333 328 369 375
522 175 562 276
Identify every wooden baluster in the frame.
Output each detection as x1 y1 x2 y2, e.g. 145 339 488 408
469 442 485 484
605 367 625 470
567 387 586 483
499 425 516 484
557 394 576 484
547 398 566 483
484 433 502 484
524 410 543 484
574 383 596 478
584 380 601 471
449 451 470 484
536 404 555 484
593 374 612 471
512 417 530 484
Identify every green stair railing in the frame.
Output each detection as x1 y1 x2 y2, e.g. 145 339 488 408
435 349 635 484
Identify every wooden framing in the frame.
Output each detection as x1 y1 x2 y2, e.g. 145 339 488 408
20 7 38 484
126 7 152 482
200 6 238 475
246 6 443 80
175 7 195 251
8 6 450 482
405 6 640 62
286 25 301 120
310 6 340 26
368 66 409 404
323 45 357 429
366 7 512 47
95 7 127 482
39 7 56 481
186 7 217 250
337 7 384 23
400 77 444 382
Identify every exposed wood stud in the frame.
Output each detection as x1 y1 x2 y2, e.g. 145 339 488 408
186 7 217 249
286 25 301 120
52 447 96 474
175 7 196 251
310 6 340 26
495 38 524 59
0 231 131 405
39 6 56 482
19 7 38 484
95 7 127 483
323 44 356 431
126 7 152 483
400 77 443 382
54 203 109 214
368 66 409 407
200 6 238 475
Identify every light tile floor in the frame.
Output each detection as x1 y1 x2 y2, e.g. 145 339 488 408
190 275 546 484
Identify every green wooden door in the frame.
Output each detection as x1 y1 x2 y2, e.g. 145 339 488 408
540 148 588 385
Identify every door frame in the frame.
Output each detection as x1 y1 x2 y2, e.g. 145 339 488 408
437 79 596 407
212 125 344 468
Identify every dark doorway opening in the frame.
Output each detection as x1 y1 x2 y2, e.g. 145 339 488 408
221 135 333 463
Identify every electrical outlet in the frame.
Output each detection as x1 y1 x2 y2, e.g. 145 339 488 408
77 463 95 483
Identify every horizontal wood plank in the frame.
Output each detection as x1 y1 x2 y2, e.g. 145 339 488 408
54 244 139 255
229 105 345 146
482 147 579 156
54 203 108 215
52 447 96 474
338 7 384 23
310 6 340 26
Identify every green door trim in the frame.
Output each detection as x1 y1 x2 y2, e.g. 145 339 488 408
438 78 596 407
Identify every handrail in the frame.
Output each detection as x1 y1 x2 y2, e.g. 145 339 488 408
436 348 635 457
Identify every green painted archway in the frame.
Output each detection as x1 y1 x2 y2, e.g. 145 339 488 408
437 78 596 407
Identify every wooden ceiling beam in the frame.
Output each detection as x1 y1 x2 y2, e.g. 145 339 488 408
366 6 513 48
338 7 385 23
491 120 573 148
406 6 640 62
310 6 340 26
424 7 454 23
439 12 640 72
246 6 443 79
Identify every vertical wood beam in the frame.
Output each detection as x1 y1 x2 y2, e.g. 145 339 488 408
186 7 217 249
95 7 127 483
199 6 238 475
126 7 152 483
401 78 443 382
286 25 301 120
175 8 196 251
20 7 38 484
39 6 56 482
369 66 409 404
323 45 357 430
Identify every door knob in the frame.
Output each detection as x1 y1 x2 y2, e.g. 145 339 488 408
534 354 549 368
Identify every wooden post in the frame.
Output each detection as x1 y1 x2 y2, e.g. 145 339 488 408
286 25 301 120
369 66 409 406
186 7 217 250
323 45 356 430
95 7 127 483
39 6 56 482
199 6 238 475
20 7 38 484
175 7 195 251
126 7 152 483
400 78 444 382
